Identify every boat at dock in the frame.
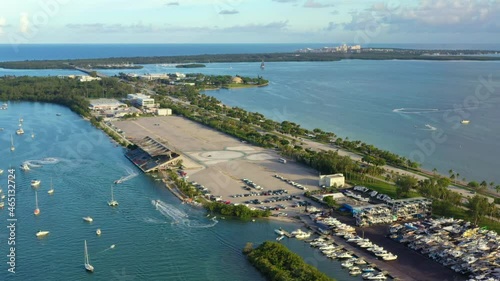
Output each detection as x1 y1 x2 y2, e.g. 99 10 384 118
274 228 285 235
276 235 285 241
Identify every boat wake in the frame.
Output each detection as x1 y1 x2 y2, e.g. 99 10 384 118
423 124 437 131
114 167 138 184
97 244 116 254
152 200 218 228
23 157 60 168
393 108 440 114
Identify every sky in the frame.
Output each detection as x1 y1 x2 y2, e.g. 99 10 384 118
0 0 499 44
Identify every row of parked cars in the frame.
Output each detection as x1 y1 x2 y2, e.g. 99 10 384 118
273 174 309 191
352 185 393 203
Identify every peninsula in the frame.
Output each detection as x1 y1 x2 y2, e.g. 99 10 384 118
1 47 499 70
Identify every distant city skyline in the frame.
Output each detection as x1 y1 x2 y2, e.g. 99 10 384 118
0 0 499 44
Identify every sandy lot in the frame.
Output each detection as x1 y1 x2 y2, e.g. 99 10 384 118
112 116 322 210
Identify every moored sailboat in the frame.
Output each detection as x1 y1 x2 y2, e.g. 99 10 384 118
108 185 118 207
48 178 54 195
34 191 40 216
84 240 94 272
10 134 15 151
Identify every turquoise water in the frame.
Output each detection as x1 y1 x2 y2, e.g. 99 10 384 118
0 102 359 280
96 60 500 184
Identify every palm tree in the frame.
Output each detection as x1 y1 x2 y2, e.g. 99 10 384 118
432 168 438 176
495 185 500 193
448 169 454 178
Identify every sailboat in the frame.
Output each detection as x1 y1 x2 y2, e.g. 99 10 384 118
48 178 54 195
31 129 35 139
108 185 118 207
16 124 24 135
34 191 40 216
260 59 265 70
84 240 94 272
10 134 15 151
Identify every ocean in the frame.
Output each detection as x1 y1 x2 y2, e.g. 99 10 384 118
1 43 499 280
1 43 499 184
0 102 360 280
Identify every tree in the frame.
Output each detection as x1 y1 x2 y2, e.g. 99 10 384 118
323 196 336 207
395 175 418 198
467 195 490 225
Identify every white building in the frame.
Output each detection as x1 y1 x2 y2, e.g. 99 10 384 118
127 93 155 108
156 108 172 116
319 174 345 187
89 99 127 111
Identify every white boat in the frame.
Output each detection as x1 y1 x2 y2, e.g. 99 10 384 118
355 259 367 265
366 273 387 280
34 191 40 216
16 127 24 135
96 229 102 236
276 235 285 241
461 120 470 124
83 216 93 223
350 268 362 275
274 228 285 235
31 179 41 187
341 261 354 268
84 240 94 272
20 163 30 171
108 185 118 207
0 202 4 208
36 230 50 237
362 266 375 272
31 130 35 139
260 60 265 69
337 252 353 259
0 169 3 174
382 254 398 261
10 134 15 151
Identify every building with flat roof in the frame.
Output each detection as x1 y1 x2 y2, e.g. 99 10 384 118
89 99 128 111
156 108 172 116
319 174 345 187
127 93 155 108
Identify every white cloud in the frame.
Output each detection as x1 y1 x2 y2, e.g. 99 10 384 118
219 9 239 15
0 17 6 34
303 0 334 9
343 0 500 33
20 13 30 34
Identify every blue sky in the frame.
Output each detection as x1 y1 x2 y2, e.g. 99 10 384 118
0 0 499 44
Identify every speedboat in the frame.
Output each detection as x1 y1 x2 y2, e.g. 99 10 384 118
36 230 50 237
83 216 93 223
350 267 362 275
20 163 30 171
276 235 285 241
0 169 3 175
355 259 367 265
341 261 354 268
0 202 4 208
31 179 41 187
461 120 470 124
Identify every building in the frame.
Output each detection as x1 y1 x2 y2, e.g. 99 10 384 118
319 174 345 187
89 99 128 111
231 76 243 84
156 108 172 116
125 136 182 172
127 93 155 108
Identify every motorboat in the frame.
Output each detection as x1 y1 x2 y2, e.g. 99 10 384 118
337 252 353 259
83 216 93 223
31 179 41 187
366 273 387 280
20 163 30 171
294 230 311 239
355 259 367 265
0 202 4 208
276 235 285 241
274 228 285 235
16 127 24 135
341 261 354 268
36 230 50 237
96 229 101 236
362 266 375 272
461 120 470 124
84 240 94 272
350 267 362 275
0 169 3 174
382 254 398 261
